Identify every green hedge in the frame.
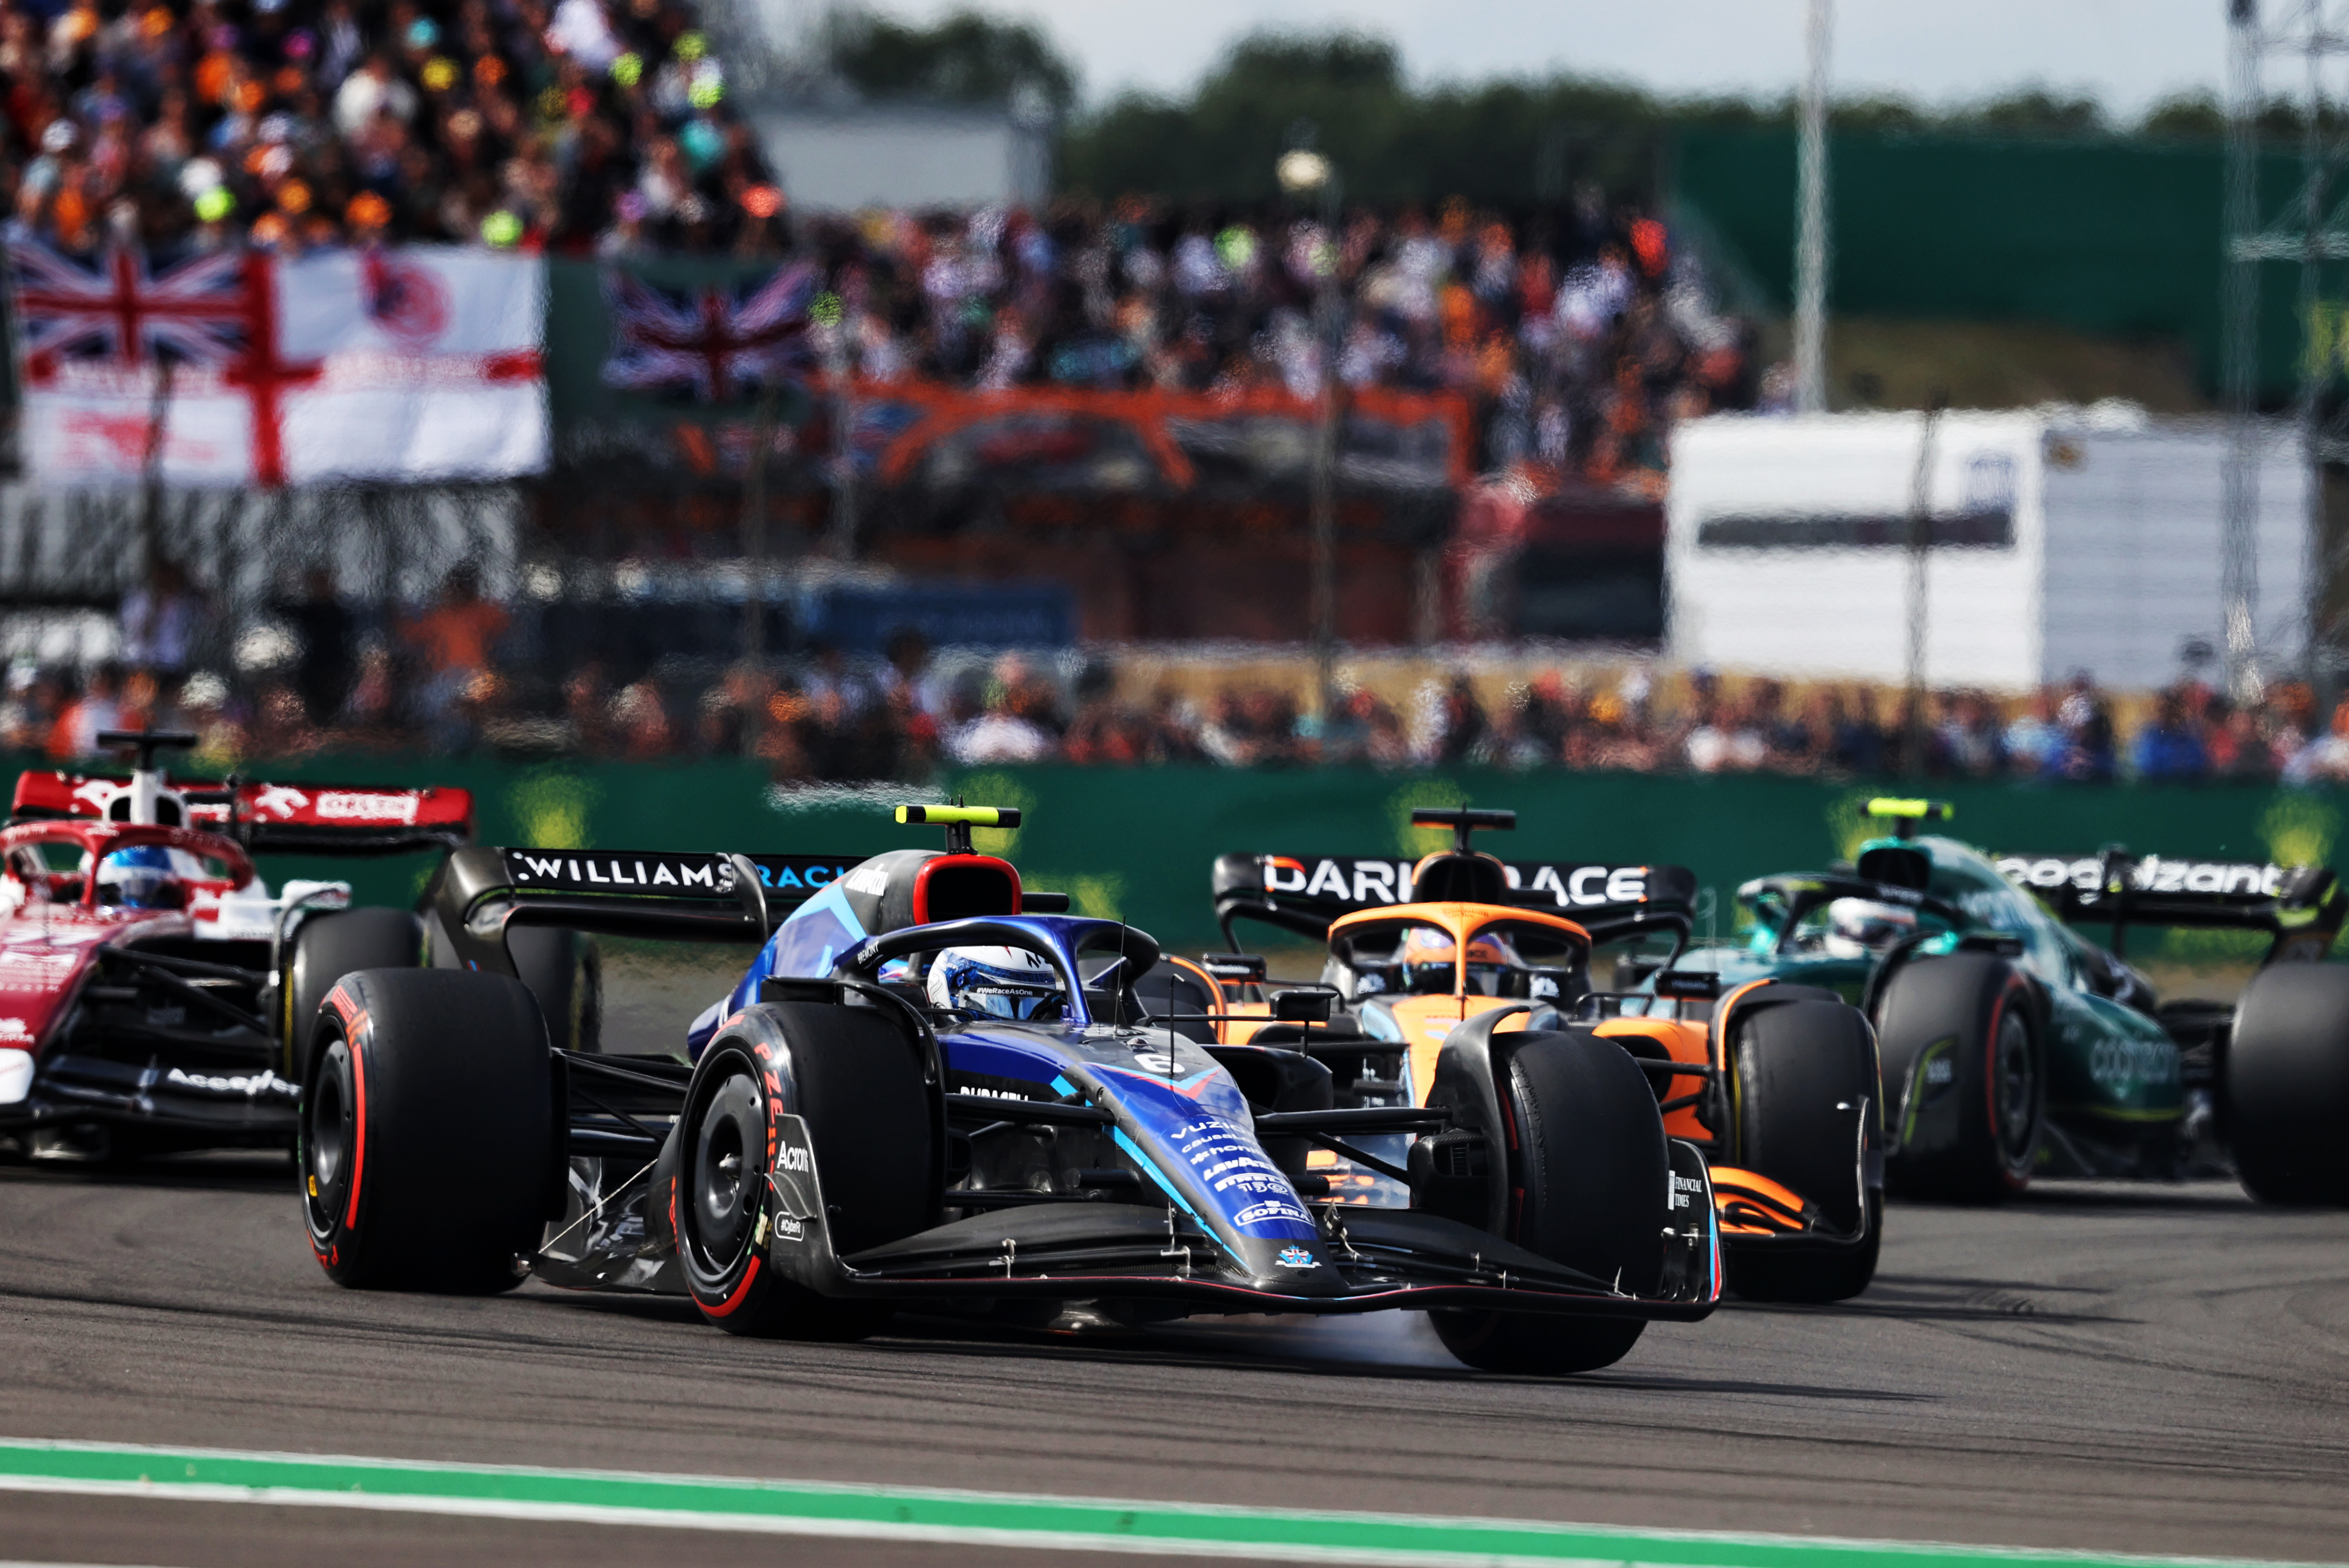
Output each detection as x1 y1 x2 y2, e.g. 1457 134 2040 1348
158 757 2344 959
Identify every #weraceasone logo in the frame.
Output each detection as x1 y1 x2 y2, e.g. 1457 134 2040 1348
362 253 449 348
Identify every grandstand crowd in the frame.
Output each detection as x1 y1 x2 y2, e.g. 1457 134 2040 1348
0 0 1754 482
3 564 2340 786
0 0 2291 790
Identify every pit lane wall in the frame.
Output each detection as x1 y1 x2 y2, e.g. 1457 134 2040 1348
60 756 2337 961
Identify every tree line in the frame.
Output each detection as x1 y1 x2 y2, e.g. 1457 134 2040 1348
817 8 2295 206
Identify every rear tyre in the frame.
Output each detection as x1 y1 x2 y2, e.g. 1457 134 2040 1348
1726 998 1882 1303
283 908 423 1079
2226 964 2349 1205
509 927 603 1054
1875 954 2041 1201
1431 1033 1667 1375
300 969 552 1292
677 1004 933 1339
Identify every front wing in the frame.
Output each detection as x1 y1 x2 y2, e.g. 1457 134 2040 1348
537 1124 1722 1322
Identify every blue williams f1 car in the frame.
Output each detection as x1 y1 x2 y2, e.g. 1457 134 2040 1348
299 807 1721 1375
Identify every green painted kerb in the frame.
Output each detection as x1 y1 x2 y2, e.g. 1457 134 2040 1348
0 1440 2330 1568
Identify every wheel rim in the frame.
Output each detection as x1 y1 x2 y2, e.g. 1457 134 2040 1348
1992 1008 2036 1165
304 1038 354 1233
689 1069 765 1273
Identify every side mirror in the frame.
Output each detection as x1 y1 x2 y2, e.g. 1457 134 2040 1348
1271 987 1335 1023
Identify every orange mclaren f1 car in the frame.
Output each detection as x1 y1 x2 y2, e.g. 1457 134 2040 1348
1144 809 1885 1303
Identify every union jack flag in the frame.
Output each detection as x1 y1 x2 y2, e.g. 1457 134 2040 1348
7 241 251 371
601 261 819 403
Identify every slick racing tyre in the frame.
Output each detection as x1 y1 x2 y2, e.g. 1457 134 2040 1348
1875 953 2042 1201
1725 997 1883 1303
676 1002 933 1340
283 908 423 1080
1432 1032 1668 1375
510 927 603 1054
301 969 552 1292
2226 964 2349 1205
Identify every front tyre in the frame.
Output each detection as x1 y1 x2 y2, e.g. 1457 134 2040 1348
2227 964 2349 1205
1432 1033 1667 1375
1725 997 1882 1303
675 1004 931 1339
301 969 552 1292
1875 954 2042 1201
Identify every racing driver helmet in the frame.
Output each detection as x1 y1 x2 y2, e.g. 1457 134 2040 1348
1822 897 1918 960
95 844 187 909
927 945 1066 1022
1399 924 1518 995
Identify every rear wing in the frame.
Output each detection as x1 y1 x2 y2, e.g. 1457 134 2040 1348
1212 852 1698 951
430 844 860 975
12 769 473 857
1996 850 2347 962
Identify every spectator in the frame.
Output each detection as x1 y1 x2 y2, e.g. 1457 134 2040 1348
119 559 204 676
1832 688 1888 777
948 685 1051 764
2004 687 2063 779
401 564 509 750
2132 686 2208 781
277 567 353 726
49 664 123 758
1685 695 1762 773
2285 698 2349 785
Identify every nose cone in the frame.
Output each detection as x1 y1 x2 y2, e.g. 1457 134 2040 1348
1223 1232 1350 1297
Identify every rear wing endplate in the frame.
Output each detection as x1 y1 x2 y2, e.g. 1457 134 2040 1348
1213 852 1698 951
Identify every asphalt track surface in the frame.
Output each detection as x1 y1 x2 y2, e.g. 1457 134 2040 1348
1 1153 2344 1567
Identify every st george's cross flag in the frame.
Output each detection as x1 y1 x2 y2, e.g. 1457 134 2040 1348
7 241 545 487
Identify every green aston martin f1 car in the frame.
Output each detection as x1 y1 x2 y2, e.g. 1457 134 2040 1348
1661 800 2349 1203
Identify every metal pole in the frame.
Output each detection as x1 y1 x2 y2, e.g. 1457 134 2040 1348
1793 0 1833 414
137 358 173 579
2296 14 2328 701
2222 0 2266 703
1310 178 1342 715
1905 392 1946 776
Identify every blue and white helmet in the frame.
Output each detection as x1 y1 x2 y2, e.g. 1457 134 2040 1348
96 844 185 909
926 945 1064 1021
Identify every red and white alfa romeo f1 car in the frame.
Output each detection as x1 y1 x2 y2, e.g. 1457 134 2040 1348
0 730 473 1161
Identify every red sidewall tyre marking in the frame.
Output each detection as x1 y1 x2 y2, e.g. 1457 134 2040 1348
699 1255 763 1317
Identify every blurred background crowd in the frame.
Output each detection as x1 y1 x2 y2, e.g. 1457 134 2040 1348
2 0 778 253
783 187 1756 488
9 557 2340 786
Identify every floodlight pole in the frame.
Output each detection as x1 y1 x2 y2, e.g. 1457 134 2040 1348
1281 139 1344 718
1793 0 1833 414
1904 391 1946 777
2220 0 2263 703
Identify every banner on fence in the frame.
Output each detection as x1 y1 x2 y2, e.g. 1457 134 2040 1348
550 257 1471 492
8 242 545 488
